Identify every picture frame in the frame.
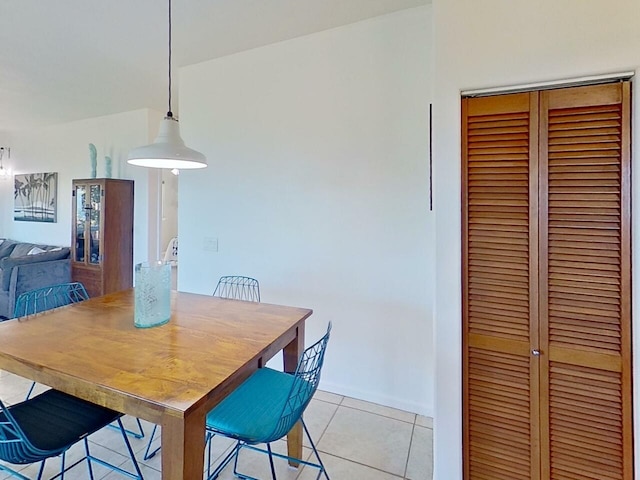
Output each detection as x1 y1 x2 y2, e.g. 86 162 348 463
14 172 58 223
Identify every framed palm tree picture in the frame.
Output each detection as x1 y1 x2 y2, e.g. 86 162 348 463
14 172 58 223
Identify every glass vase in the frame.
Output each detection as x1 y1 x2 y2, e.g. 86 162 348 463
134 262 171 328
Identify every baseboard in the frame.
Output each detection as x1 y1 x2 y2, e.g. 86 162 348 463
318 380 434 418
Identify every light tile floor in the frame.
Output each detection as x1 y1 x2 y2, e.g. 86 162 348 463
0 372 433 480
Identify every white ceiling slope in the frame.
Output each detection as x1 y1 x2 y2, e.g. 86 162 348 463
0 0 427 132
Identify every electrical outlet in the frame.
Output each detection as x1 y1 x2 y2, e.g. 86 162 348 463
203 236 218 252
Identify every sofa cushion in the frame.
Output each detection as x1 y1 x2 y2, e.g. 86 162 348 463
0 248 70 290
10 243 46 258
0 240 18 260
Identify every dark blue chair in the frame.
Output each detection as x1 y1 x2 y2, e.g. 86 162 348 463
0 389 143 479
205 323 332 480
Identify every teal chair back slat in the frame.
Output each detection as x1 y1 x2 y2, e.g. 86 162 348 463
213 276 260 302
14 282 89 318
268 323 331 442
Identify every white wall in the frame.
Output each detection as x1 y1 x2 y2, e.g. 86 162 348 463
432 1 640 478
0 109 161 266
179 6 434 415
161 169 179 254
0 133 11 233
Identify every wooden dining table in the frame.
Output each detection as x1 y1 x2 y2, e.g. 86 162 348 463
0 289 312 479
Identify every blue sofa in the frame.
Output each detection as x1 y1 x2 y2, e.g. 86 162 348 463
0 239 71 319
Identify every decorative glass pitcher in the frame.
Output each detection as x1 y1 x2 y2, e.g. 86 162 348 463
134 262 171 328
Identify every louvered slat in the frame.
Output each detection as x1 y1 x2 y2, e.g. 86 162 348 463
466 107 531 342
547 103 622 355
468 347 531 480
541 83 631 480
549 363 623 480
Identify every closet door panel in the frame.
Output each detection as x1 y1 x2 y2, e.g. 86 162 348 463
463 93 540 480
540 83 632 480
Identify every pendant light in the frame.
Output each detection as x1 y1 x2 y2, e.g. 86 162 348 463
128 0 207 170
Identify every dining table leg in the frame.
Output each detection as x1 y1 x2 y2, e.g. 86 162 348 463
161 409 206 479
283 323 305 467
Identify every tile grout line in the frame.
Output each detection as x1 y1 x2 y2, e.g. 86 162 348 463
336 403 417 425
295 396 343 479
312 451 405 479
403 421 416 480
313 402 412 478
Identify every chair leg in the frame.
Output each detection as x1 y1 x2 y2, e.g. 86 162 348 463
84 418 144 479
84 439 96 480
60 451 66 480
207 441 241 480
222 421 329 480
36 459 46 480
206 431 213 479
25 381 36 400
266 443 277 480
132 418 145 438
143 424 161 460
302 418 330 480
108 416 145 439
117 418 144 479
48 451 89 480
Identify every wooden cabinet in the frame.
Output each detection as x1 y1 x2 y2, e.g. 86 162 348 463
462 82 632 480
71 179 134 298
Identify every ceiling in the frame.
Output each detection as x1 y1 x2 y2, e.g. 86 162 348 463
0 0 427 132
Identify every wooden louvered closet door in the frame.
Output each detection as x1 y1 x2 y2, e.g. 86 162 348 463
462 81 632 480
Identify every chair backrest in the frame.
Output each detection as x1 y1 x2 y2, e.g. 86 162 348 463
268 322 332 442
0 398 54 464
163 236 178 265
13 282 89 318
213 276 260 302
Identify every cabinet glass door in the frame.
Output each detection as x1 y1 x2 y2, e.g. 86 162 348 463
89 184 101 264
74 185 86 262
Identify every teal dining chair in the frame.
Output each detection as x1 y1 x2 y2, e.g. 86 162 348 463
0 389 143 480
213 276 260 302
205 322 332 480
13 282 90 319
14 282 91 400
13 282 146 441
143 274 262 461
13 282 144 438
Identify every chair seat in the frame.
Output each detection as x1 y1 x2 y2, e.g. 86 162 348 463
206 368 295 444
4 389 120 454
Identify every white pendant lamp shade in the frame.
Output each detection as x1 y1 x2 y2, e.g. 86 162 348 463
127 116 207 169
127 0 207 170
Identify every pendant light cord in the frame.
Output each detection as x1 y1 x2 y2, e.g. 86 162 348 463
167 0 173 118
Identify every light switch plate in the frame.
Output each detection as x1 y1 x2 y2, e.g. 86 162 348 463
203 236 218 252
